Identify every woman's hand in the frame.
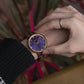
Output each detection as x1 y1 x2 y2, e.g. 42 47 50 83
35 6 84 57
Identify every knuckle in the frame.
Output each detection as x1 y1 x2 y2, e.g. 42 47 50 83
67 5 72 8
55 8 61 12
48 13 55 20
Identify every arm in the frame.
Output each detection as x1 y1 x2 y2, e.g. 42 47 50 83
0 38 36 84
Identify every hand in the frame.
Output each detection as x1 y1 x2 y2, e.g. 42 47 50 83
35 6 84 57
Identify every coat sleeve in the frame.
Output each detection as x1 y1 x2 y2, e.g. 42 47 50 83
0 38 35 84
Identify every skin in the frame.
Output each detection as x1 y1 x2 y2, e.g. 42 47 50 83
21 39 38 60
35 5 84 57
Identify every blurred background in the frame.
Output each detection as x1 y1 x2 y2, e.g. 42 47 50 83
0 0 84 84
0 0 69 40
0 0 83 40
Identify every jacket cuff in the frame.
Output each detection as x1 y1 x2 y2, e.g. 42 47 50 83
0 38 35 84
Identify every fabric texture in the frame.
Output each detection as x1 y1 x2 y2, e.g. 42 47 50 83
0 76 6 84
0 38 35 84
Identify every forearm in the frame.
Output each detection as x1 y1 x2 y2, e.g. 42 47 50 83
0 38 35 84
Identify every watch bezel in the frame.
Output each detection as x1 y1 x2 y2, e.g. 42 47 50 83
28 34 47 53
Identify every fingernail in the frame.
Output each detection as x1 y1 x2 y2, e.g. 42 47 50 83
43 50 49 54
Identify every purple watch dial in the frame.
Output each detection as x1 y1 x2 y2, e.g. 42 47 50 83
28 34 46 52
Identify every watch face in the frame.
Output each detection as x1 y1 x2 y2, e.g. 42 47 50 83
28 34 47 52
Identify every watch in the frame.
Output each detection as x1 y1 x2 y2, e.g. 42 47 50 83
28 34 47 53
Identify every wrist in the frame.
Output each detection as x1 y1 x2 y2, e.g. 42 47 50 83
21 39 38 60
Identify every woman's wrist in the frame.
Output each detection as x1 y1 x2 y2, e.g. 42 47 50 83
21 39 38 60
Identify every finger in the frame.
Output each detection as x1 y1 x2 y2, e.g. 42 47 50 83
35 12 73 29
35 18 71 33
36 6 76 28
42 29 69 48
67 5 84 15
59 53 77 57
43 42 70 55
66 5 79 13
54 8 74 13
54 6 75 13
35 20 60 33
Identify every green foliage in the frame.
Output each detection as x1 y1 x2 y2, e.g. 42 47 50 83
33 0 48 25
49 0 59 10
0 0 60 39
52 55 75 67
16 0 22 4
0 20 16 38
27 0 59 25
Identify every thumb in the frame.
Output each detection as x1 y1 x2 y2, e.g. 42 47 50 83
43 42 70 55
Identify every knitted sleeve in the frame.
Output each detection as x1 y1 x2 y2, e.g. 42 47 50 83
0 38 35 84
